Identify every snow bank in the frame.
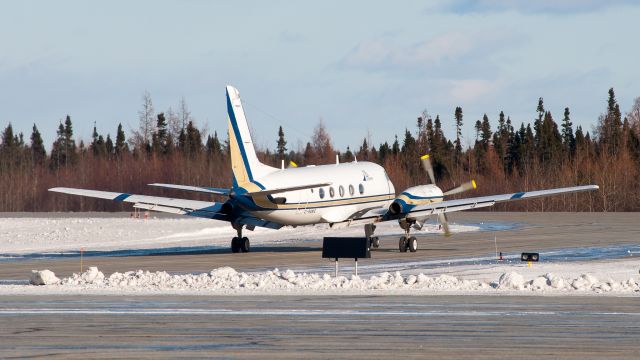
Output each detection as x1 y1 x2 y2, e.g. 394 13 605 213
29 267 640 295
29 270 60 285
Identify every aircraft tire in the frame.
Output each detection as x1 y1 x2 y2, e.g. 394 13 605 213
231 237 240 253
399 236 408 252
240 237 250 253
408 236 418 252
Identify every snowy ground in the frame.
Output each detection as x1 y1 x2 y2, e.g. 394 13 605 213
0 215 483 256
1 214 638 297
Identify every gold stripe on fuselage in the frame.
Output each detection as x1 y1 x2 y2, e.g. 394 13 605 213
396 194 443 206
250 193 395 210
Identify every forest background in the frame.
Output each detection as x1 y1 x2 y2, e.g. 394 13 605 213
1 88 639 212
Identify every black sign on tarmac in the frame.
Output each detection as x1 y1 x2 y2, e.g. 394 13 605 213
322 237 371 260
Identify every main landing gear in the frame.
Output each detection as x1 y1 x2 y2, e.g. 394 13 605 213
398 220 418 253
231 224 250 253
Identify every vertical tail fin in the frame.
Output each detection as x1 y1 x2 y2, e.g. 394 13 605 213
226 85 276 187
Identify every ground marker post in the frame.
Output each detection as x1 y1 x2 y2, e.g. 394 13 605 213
80 247 84 274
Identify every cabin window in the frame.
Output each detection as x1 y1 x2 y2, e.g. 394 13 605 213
359 183 365 195
329 187 335 198
339 185 345 197
349 184 355 196
319 188 325 199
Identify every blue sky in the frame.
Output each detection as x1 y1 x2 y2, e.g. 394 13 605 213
2 0 639 152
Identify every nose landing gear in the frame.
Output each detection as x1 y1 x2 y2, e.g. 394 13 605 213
231 224 250 253
398 220 418 253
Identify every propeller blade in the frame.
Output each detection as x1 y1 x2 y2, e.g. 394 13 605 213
288 160 298 168
443 180 477 196
438 213 452 237
420 154 436 184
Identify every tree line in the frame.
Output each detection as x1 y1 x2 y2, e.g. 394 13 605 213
1 88 639 212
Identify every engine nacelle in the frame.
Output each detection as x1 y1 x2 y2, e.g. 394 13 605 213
388 184 444 215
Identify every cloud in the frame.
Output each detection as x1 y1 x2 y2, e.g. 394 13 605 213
339 30 522 78
434 0 638 15
448 79 500 103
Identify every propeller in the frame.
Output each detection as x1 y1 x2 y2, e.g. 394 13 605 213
419 154 476 236
420 154 436 184
438 213 452 237
443 180 477 196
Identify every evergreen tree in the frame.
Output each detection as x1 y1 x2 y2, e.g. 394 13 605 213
206 131 222 156
105 134 114 156
561 107 576 156
597 88 623 155
276 126 287 157
534 97 545 149
392 135 400 155
115 123 129 157
152 113 172 155
480 114 492 150
30 124 46 165
454 106 463 158
179 121 202 157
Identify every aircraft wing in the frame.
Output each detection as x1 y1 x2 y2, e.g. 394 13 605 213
148 183 230 195
49 187 227 219
400 185 599 221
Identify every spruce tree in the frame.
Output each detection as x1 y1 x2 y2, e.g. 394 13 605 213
276 126 287 158
30 124 46 165
454 106 463 157
561 107 575 156
115 123 129 157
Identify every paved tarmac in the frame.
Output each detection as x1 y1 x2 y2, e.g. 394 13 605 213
0 212 639 358
1 295 639 359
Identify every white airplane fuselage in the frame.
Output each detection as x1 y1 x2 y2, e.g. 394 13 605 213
237 161 396 226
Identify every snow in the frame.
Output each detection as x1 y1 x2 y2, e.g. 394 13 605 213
0 216 480 255
29 269 60 285
6 258 638 296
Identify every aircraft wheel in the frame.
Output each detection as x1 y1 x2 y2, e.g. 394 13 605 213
399 236 408 252
240 237 251 253
408 236 418 252
371 237 380 249
231 237 240 253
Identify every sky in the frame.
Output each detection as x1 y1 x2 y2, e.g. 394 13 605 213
1 0 639 152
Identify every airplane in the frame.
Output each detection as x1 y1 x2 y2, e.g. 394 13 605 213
49 85 599 253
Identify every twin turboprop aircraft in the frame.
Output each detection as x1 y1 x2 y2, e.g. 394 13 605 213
50 86 599 253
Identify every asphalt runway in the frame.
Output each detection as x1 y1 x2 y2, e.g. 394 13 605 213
1 295 639 359
1 212 639 358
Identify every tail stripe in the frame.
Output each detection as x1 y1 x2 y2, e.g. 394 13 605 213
227 93 253 181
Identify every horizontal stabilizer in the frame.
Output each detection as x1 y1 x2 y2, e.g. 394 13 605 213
48 187 223 216
148 183 230 195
